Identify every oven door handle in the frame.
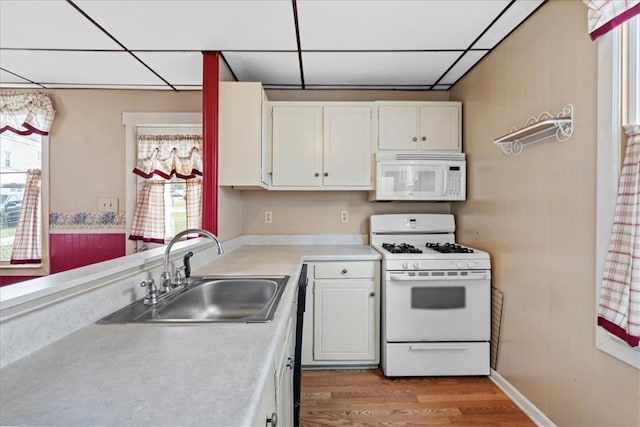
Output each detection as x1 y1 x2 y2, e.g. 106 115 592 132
387 272 489 281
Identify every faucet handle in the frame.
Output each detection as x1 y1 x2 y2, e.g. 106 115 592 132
140 279 158 305
140 279 155 288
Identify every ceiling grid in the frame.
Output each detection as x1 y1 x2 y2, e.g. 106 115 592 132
0 0 546 91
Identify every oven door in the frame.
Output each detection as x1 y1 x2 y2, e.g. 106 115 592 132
384 269 490 342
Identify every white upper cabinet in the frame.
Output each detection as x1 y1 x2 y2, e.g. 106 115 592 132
377 101 461 152
323 106 372 187
218 82 269 188
272 105 323 187
271 103 374 190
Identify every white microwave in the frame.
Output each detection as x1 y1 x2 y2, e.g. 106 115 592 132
371 153 466 201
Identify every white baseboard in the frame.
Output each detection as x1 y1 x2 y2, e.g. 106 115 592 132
489 369 556 427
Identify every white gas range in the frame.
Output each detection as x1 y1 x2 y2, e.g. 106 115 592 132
370 214 491 377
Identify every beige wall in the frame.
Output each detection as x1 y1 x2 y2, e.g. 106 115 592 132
47 89 201 213
241 190 449 236
450 1 640 426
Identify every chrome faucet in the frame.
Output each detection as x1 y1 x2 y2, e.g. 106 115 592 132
162 228 224 290
141 229 224 305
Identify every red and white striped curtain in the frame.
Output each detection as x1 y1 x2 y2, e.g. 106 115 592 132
128 133 203 243
185 179 202 230
10 169 41 264
129 181 165 244
598 124 640 347
583 0 640 40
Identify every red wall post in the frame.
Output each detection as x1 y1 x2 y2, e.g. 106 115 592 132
202 52 219 234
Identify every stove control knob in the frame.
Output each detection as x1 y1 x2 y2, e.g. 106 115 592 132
402 262 409 269
467 261 478 269
413 262 420 269
456 262 465 269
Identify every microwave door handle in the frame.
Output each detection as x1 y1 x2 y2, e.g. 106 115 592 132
441 167 448 196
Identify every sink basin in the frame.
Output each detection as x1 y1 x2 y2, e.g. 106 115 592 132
98 276 289 324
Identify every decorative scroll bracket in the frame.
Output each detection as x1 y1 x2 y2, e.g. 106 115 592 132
494 104 574 156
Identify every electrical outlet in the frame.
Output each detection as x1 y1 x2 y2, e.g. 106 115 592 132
264 211 273 224
98 197 118 212
340 210 349 223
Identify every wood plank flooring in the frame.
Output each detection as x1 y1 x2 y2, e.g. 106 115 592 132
300 369 535 426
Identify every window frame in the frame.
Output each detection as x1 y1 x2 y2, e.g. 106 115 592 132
122 112 202 255
595 18 640 369
0 133 50 276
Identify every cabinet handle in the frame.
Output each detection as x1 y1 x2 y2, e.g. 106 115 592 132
421 136 426 141
324 172 329 177
266 412 278 427
369 292 376 297
314 172 320 177
412 137 418 142
341 268 348 274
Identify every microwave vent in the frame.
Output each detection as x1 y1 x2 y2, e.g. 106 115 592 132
376 153 465 161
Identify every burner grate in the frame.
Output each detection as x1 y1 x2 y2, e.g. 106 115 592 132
382 243 423 254
425 242 474 253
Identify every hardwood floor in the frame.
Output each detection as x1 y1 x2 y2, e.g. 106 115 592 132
300 369 535 426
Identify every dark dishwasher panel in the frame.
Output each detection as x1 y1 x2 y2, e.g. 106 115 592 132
293 264 308 427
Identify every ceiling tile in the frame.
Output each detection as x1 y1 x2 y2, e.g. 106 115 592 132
0 68 36 85
439 50 490 85
297 0 511 50
75 0 297 51
223 52 301 86
302 51 460 86
0 50 168 87
0 0 121 49
135 52 203 86
473 0 545 49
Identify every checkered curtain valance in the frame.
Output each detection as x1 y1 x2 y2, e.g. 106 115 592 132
133 134 202 179
583 0 640 40
0 92 55 135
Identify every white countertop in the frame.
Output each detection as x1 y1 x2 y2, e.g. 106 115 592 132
0 245 380 426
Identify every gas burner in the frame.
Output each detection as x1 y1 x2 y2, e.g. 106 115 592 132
425 242 474 253
382 243 423 254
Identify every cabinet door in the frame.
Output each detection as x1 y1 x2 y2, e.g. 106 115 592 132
377 105 419 150
313 279 377 361
323 106 373 187
275 317 294 427
272 106 323 187
419 104 461 152
219 82 265 186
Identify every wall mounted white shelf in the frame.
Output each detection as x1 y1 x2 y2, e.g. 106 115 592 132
494 104 573 155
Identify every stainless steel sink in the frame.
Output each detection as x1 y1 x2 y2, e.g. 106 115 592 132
98 276 289 324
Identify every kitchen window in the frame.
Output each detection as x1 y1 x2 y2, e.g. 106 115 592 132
595 14 640 368
0 131 49 273
123 113 202 255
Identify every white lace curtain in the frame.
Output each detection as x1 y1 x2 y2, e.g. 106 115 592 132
599 124 640 347
0 92 55 135
583 0 640 40
10 169 41 264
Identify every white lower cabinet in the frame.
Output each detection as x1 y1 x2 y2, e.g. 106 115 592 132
302 261 380 366
275 315 295 427
255 372 276 427
255 311 295 427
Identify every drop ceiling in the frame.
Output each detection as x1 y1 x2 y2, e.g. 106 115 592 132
0 0 546 91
